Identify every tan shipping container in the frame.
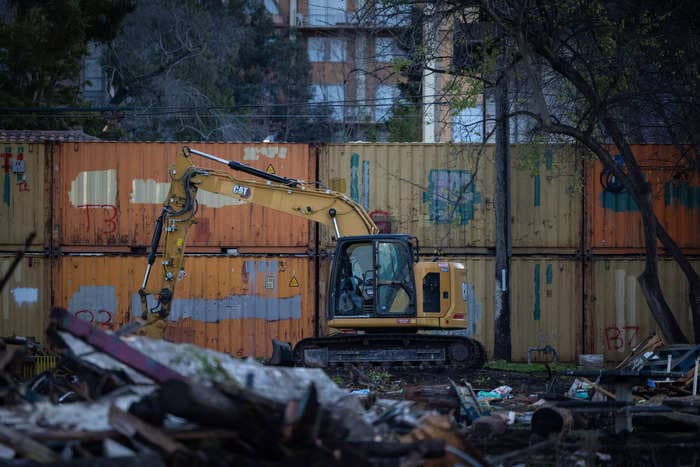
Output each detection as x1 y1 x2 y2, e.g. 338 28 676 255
319 144 581 252
586 257 698 361
510 257 582 362
54 254 315 358
585 145 700 254
54 142 313 252
0 255 51 341
0 142 50 251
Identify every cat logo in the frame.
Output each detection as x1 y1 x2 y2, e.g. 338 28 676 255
232 185 251 198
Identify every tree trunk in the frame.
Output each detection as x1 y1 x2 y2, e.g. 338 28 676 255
632 179 688 344
656 221 700 342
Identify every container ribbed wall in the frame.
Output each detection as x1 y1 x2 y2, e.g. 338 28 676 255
0 255 51 341
585 145 700 254
586 257 698 361
0 142 50 251
54 142 313 252
319 144 582 253
53 254 315 358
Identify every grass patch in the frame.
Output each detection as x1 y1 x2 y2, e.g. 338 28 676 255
486 360 577 373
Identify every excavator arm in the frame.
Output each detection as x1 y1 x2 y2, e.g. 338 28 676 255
138 147 378 334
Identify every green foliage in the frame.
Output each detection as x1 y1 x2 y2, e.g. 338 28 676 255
0 0 134 129
486 360 577 373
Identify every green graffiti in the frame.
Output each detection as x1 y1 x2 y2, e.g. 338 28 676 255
665 182 699 209
533 264 541 321
422 169 481 225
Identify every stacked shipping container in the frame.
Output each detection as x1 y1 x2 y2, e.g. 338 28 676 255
0 139 696 361
319 143 697 361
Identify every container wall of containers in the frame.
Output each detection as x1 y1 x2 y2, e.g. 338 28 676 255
53 254 315 358
54 142 314 252
0 142 51 251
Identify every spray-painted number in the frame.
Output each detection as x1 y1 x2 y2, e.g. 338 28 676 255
78 204 118 234
605 325 640 351
74 309 114 329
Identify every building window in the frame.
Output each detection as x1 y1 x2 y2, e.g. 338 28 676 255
374 84 399 122
307 37 347 62
374 0 411 27
452 98 494 142
311 84 345 121
308 0 347 26
263 0 279 15
374 37 404 63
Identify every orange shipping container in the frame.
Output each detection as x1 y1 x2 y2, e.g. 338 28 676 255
585 145 700 254
54 142 313 252
53 254 315 358
0 142 50 251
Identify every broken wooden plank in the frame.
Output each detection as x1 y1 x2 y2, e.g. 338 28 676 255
0 423 58 464
49 308 186 384
108 405 189 457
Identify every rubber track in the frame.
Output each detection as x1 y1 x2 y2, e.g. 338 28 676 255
293 334 487 369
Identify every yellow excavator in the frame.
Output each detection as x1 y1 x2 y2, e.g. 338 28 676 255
137 147 485 368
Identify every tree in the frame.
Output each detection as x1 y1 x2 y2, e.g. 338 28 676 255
0 0 134 129
103 0 323 141
408 0 699 342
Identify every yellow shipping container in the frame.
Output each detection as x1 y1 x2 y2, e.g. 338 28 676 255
0 255 51 342
0 142 50 251
53 254 315 358
586 257 698 361
319 143 581 253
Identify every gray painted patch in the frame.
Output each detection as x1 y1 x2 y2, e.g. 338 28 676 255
132 293 302 323
463 283 482 337
68 286 118 314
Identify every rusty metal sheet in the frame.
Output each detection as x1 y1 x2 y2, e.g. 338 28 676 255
586 257 699 361
585 145 700 254
54 142 313 251
319 143 581 252
0 255 50 342
0 142 49 251
54 254 315 358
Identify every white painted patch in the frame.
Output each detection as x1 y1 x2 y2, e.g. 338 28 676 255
129 179 246 208
130 179 169 204
197 190 247 208
11 288 38 306
69 169 117 206
243 146 287 161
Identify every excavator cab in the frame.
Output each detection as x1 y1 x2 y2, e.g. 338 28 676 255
330 235 417 321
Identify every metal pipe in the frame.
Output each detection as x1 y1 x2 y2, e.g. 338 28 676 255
693 357 699 396
187 147 299 187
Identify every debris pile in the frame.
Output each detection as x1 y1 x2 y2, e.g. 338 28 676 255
0 309 697 466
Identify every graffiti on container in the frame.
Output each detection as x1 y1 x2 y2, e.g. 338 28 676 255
369 210 394 234
665 181 700 209
77 204 118 234
74 309 114 329
422 169 481 225
2 146 31 206
601 181 700 212
535 330 559 348
68 286 118 330
604 325 640 351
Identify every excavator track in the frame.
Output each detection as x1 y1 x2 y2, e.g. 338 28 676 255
292 334 486 369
